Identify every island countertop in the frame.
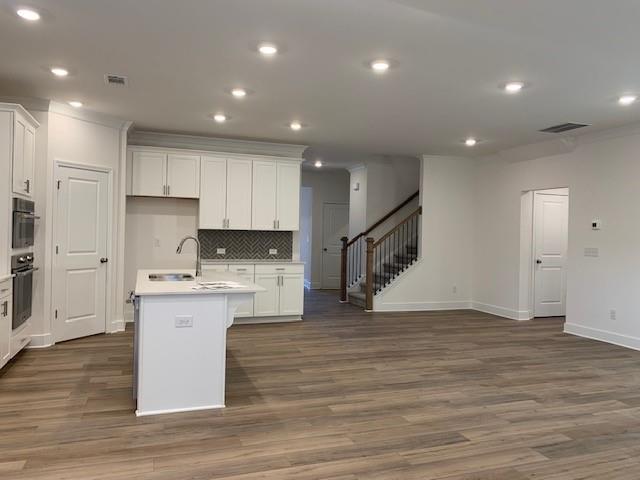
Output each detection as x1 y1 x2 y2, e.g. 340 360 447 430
135 269 265 296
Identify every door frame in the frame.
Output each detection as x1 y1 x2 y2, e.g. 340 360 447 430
320 202 349 290
51 160 114 342
518 187 569 320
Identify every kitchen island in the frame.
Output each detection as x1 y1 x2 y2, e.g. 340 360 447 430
133 269 264 416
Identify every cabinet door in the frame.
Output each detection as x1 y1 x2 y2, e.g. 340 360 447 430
251 161 277 230
23 126 35 196
276 162 301 230
199 156 227 229
167 154 200 198
12 116 26 195
226 158 252 229
279 274 304 316
254 273 279 316
0 296 11 367
131 151 166 197
234 274 255 317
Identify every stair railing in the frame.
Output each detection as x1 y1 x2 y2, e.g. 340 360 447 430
366 206 422 310
340 190 419 302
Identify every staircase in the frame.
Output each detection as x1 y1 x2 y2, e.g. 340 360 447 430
341 192 421 311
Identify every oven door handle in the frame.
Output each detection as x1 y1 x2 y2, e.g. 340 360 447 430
14 268 38 277
16 213 40 219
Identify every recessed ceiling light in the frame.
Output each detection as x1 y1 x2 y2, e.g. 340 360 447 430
258 43 278 56
68 101 83 108
618 95 637 106
465 137 478 147
314 160 322 168
290 121 302 131
370 60 390 73
50 67 69 77
231 88 247 98
504 81 524 94
16 8 40 21
213 113 227 123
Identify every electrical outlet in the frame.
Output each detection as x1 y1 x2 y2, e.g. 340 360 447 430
452 285 457 294
609 309 617 321
269 248 278 255
153 238 160 248
175 315 193 328
216 248 226 255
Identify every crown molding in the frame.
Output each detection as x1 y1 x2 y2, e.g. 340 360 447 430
0 102 41 127
128 130 307 159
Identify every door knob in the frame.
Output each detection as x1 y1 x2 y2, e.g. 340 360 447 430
536 259 542 264
100 258 109 264
323 248 328 251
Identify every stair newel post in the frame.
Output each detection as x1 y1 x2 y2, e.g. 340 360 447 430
365 237 375 311
340 236 349 302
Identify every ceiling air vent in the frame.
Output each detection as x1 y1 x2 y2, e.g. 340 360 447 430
105 74 128 87
539 122 590 134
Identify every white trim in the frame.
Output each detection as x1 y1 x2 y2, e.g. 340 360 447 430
27 332 54 348
374 300 471 312
233 315 302 325
347 163 366 173
0 102 40 127
128 131 307 158
110 319 126 333
564 323 640 351
472 302 532 321
135 404 225 417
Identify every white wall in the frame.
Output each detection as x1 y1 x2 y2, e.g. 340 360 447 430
375 155 475 311
348 165 367 238
473 128 640 349
301 169 350 289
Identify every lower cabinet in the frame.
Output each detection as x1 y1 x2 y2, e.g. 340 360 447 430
0 279 12 369
228 265 255 318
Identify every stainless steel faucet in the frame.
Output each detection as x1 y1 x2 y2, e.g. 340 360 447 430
176 235 201 278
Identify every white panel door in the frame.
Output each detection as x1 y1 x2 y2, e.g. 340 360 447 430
54 166 109 343
276 162 301 230
12 115 26 195
226 158 252 230
131 151 166 197
279 274 304 315
252 161 277 230
254 273 279 316
167 154 200 198
199 156 227 229
321 203 349 289
534 192 568 317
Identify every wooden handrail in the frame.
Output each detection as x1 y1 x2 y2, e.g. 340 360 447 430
373 206 422 248
346 190 419 246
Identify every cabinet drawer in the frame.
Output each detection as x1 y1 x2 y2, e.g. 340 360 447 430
228 265 255 275
201 265 228 277
0 279 11 298
255 264 304 275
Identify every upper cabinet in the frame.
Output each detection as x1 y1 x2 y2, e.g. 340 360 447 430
130 150 200 198
12 110 37 198
128 146 301 231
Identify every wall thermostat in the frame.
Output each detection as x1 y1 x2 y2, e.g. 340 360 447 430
591 219 601 230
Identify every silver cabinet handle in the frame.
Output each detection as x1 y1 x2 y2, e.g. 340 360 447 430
1 301 7 317
168 185 170 196
273 219 277 229
24 179 30 193
277 220 280 229
276 268 285 271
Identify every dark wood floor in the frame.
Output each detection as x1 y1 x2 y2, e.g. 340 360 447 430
2 290 640 479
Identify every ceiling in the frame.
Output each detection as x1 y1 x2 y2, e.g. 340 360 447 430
2 0 640 156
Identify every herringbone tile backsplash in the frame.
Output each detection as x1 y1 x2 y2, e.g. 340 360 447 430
199 230 292 260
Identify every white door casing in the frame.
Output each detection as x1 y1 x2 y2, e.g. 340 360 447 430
321 203 349 289
54 165 110 342
533 191 568 317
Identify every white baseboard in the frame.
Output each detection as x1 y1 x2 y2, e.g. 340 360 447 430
374 300 472 312
109 319 126 333
564 323 640 351
233 315 302 325
471 302 532 321
136 403 224 417
27 332 54 349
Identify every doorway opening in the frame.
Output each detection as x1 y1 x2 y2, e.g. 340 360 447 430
519 188 569 319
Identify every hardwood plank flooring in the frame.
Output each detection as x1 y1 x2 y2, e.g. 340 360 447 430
1 289 640 479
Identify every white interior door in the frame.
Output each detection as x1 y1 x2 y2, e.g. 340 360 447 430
54 165 109 342
533 191 568 317
321 203 349 289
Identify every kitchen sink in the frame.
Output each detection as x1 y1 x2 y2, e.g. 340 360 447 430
148 273 194 282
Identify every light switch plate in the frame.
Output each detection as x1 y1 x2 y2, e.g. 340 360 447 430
269 248 278 255
216 248 226 255
175 315 193 328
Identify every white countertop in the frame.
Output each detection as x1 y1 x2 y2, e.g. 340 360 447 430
135 269 265 296
202 259 305 265
0 274 14 283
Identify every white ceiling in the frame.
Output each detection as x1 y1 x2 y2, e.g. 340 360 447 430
2 0 640 156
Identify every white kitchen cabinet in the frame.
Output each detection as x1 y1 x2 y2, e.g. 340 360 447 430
130 150 200 198
199 157 252 229
228 265 255 317
0 280 12 369
12 110 37 197
167 154 200 198
251 160 277 230
276 162 301 230
254 273 280 316
279 274 304 315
